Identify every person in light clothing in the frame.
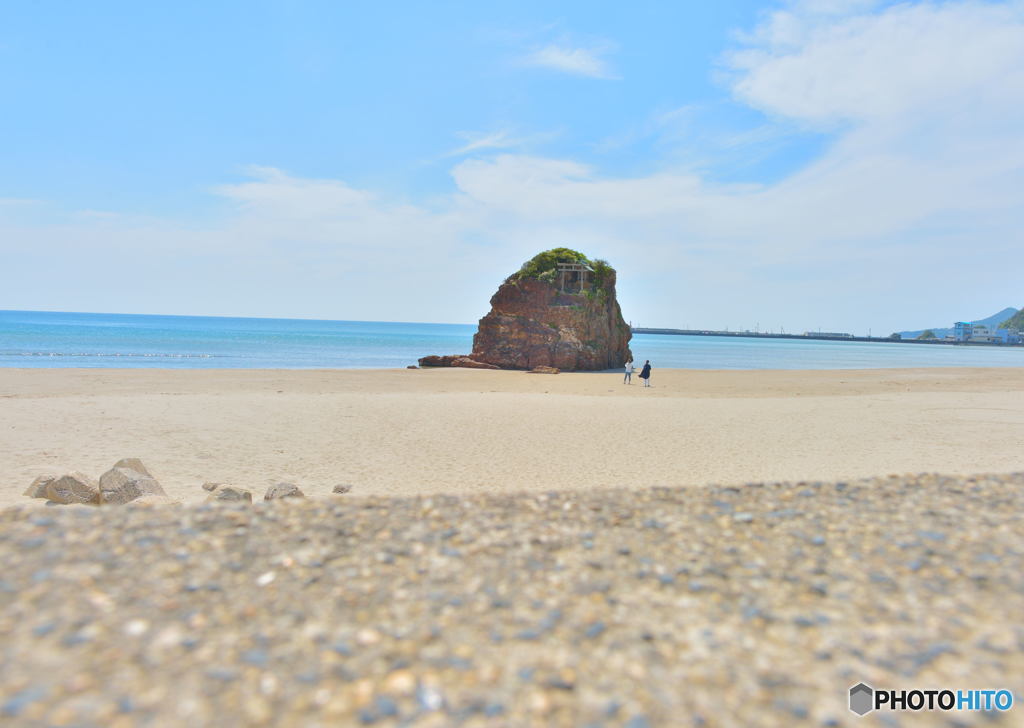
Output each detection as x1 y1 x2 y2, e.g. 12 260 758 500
623 359 634 384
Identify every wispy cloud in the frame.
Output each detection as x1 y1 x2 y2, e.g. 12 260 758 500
445 130 526 158
521 43 617 79
441 128 561 159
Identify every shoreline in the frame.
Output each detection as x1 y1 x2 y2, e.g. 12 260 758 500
3 366 1024 507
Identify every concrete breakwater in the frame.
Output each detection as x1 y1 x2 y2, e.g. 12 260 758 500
632 327 1024 346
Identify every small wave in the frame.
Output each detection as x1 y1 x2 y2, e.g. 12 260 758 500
9 352 223 359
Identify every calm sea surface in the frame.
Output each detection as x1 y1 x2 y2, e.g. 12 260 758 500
3 310 1024 370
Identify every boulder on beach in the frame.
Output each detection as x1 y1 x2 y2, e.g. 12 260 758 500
332 484 353 494
99 463 166 505
419 248 631 371
110 458 153 478
206 485 253 503
45 472 100 505
453 357 500 369
264 482 305 501
418 355 451 367
418 355 499 369
528 366 560 374
201 482 222 492
24 475 56 499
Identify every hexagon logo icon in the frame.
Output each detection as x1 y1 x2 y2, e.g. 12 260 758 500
849 683 874 716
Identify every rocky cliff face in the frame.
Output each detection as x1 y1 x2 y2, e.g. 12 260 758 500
419 249 632 372
470 275 631 371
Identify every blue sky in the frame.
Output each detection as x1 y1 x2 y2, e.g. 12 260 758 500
2 0 1023 333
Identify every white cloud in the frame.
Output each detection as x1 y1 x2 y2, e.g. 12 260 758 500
215 165 378 219
729 1 1024 125
521 43 617 79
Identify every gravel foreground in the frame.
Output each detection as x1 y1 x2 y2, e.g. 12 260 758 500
1 474 1022 727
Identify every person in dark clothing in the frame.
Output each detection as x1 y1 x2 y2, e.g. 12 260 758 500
639 360 652 387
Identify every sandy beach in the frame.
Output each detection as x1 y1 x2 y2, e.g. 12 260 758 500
3 367 1024 725
3 366 1023 505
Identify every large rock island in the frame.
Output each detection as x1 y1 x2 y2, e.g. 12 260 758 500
420 248 632 371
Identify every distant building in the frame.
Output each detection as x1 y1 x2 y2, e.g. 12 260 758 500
971 325 999 343
953 321 1021 344
993 329 1021 344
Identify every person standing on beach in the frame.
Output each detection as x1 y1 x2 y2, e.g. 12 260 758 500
639 360 652 387
623 359 634 384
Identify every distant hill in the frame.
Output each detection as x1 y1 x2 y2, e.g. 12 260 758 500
899 307 1018 339
998 308 1024 331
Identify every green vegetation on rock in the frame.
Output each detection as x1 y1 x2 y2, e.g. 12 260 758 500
590 259 612 290
512 248 592 280
510 248 616 299
916 330 938 340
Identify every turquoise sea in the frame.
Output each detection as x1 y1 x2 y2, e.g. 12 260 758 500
3 310 1024 370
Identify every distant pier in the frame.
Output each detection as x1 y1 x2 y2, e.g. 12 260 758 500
630 328 1022 347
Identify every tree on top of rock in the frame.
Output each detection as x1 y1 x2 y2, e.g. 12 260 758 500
509 248 587 281
508 248 616 296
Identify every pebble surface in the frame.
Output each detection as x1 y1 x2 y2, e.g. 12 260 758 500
1 473 1022 727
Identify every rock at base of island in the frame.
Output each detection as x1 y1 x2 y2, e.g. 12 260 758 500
418 355 499 369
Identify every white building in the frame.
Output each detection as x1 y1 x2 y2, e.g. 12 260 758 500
953 322 1021 344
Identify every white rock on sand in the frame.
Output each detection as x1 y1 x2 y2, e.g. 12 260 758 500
98 464 166 505
45 472 100 505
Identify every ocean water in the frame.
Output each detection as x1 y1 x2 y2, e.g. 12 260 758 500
0 310 475 369
3 309 1024 370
